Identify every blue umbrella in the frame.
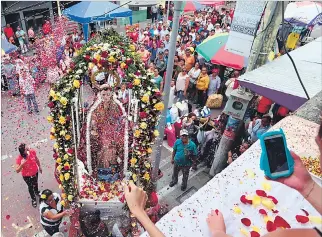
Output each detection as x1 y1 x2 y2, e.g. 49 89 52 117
63 1 132 41
1 38 18 54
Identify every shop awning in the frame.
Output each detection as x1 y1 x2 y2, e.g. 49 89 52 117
238 37 322 111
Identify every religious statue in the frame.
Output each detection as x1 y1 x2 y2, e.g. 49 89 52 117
78 85 128 183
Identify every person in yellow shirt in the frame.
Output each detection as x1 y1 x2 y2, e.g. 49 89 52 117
183 48 195 71
196 67 210 107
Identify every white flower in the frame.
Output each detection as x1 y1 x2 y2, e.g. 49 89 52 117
76 69 83 74
83 66 87 70
75 75 80 79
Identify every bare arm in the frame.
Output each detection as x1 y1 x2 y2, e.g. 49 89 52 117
43 210 67 221
136 211 165 237
300 181 322 215
263 229 319 237
16 160 26 173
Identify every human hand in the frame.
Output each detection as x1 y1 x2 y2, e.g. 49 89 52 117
269 151 314 196
124 182 147 217
20 159 26 166
206 209 226 235
227 157 232 164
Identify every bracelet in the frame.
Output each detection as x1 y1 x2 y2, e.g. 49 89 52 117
304 182 315 198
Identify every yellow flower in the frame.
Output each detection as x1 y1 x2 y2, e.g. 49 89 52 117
94 54 101 61
153 130 159 137
65 134 71 140
147 148 153 154
56 158 62 164
57 165 62 171
61 193 67 199
144 162 151 169
140 122 147 129
59 174 64 182
49 89 56 97
53 95 58 101
54 143 59 149
64 172 70 181
60 97 68 106
154 102 165 111
50 127 55 133
63 154 69 160
73 80 80 88
68 195 73 201
88 62 95 70
134 130 141 138
120 62 126 69
143 172 150 181
61 200 66 206
130 158 137 166
47 116 54 123
50 134 56 140
133 79 141 86
64 162 70 167
129 45 136 51
41 194 47 199
141 95 149 103
60 130 66 136
108 56 116 63
59 116 66 125
132 173 137 182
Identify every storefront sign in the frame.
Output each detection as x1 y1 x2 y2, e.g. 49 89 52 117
225 1 266 58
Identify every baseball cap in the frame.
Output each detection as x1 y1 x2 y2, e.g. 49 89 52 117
180 129 189 136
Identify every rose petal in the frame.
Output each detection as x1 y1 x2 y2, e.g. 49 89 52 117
274 215 291 229
295 215 309 224
241 218 252 227
272 209 279 214
240 228 249 236
233 205 242 214
266 221 276 232
301 209 309 216
250 231 261 237
259 209 267 215
256 190 267 197
5 215 10 220
309 216 322 224
240 195 248 204
267 195 278 204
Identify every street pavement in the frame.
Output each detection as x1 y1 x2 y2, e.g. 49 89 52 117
1 78 222 236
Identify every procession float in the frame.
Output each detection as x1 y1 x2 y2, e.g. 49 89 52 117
47 28 164 234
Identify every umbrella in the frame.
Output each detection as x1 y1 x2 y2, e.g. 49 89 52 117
196 33 248 70
181 1 204 12
284 1 322 26
1 38 18 54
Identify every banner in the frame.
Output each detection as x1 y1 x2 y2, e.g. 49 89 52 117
225 1 266 58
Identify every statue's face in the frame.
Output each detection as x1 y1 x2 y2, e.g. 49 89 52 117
101 89 112 102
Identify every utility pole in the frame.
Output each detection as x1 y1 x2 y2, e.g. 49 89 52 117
209 1 285 177
151 1 182 182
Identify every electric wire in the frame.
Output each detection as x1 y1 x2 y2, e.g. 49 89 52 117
281 1 310 100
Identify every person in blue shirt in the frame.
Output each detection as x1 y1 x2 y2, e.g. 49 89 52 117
169 129 198 191
250 114 272 143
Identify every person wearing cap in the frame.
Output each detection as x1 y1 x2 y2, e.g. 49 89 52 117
169 129 198 191
183 48 195 71
207 68 221 96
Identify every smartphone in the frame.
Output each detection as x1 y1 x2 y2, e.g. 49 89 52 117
264 134 289 177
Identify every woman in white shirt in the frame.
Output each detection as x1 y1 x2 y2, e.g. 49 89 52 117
187 62 201 101
175 66 190 102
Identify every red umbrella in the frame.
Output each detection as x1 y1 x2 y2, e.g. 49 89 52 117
211 46 247 70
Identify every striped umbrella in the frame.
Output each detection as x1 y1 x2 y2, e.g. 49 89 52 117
196 33 248 70
181 1 204 12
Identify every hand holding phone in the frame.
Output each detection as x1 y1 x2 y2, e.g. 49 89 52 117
260 129 294 180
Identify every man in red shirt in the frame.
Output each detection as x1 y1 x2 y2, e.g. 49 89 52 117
42 20 52 35
16 143 42 207
3 24 14 40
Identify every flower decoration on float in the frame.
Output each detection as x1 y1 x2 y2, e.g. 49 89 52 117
47 29 163 234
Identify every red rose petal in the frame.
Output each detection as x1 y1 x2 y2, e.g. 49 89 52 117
301 209 309 216
259 209 267 215
272 209 279 214
241 218 251 227
274 215 291 229
295 215 309 224
266 221 276 232
5 215 10 220
240 195 248 204
215 209 219 215
267 195 278 204
250 231 261 237
256 190 267 197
